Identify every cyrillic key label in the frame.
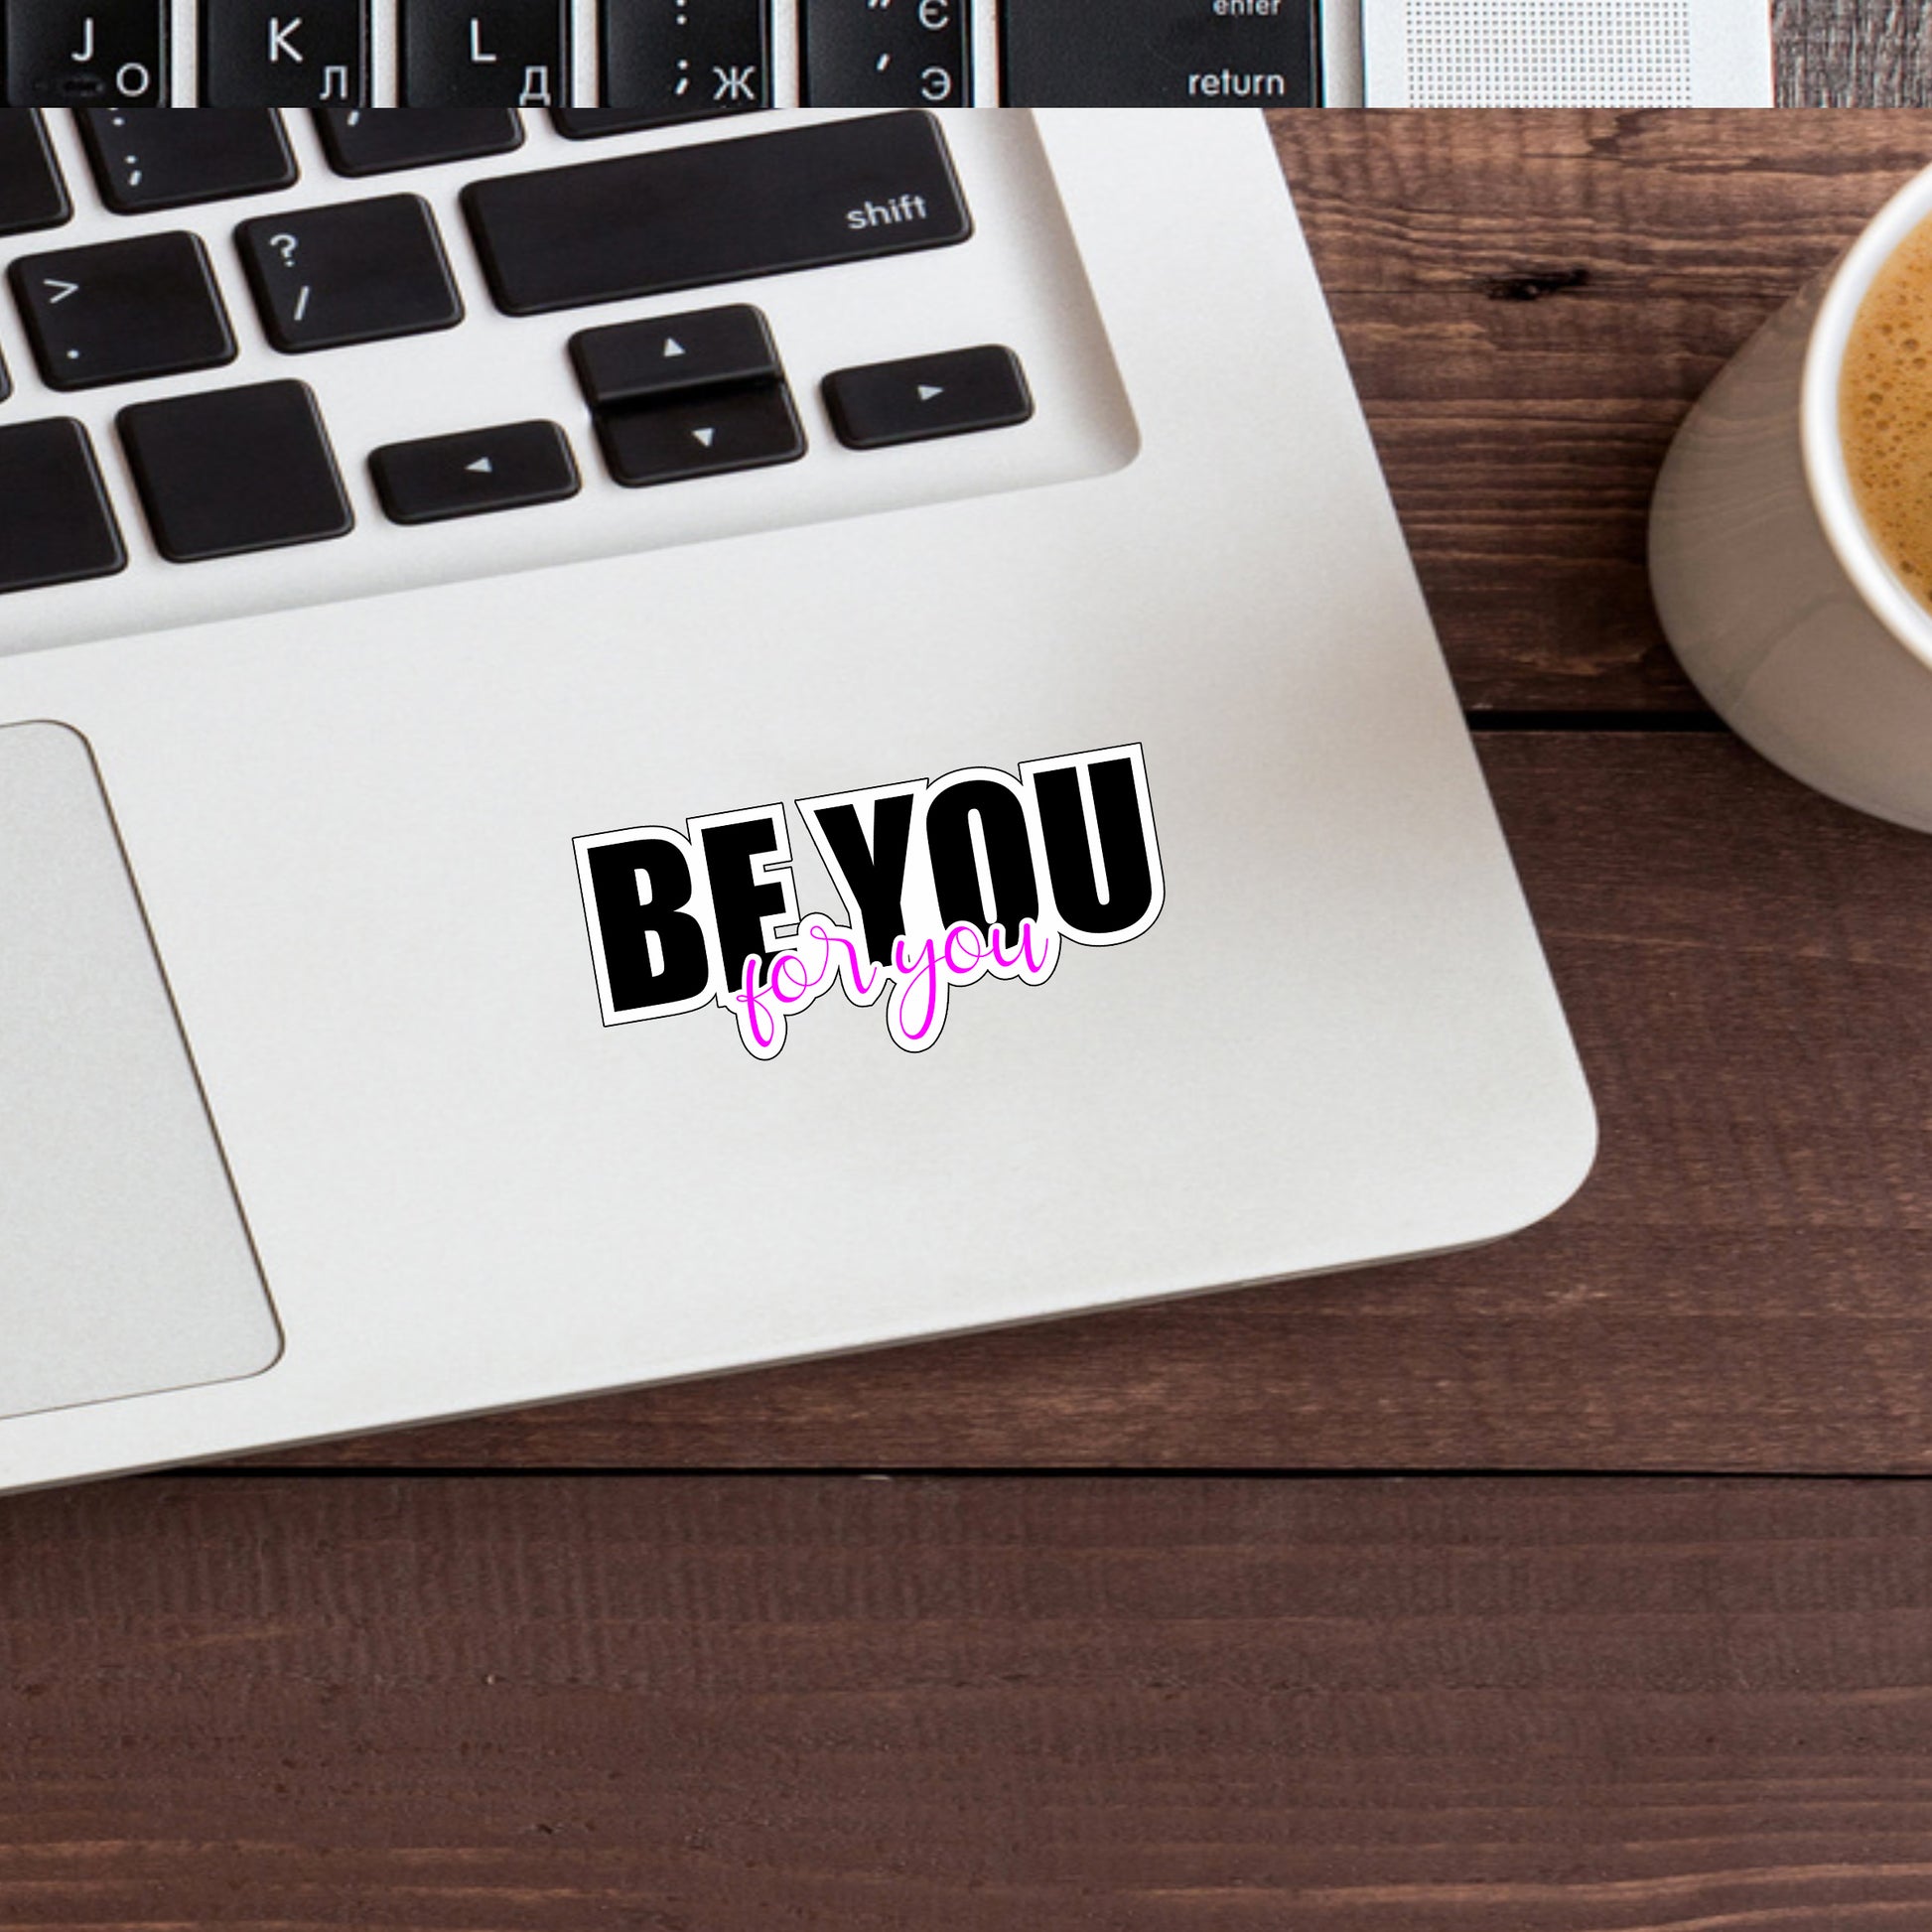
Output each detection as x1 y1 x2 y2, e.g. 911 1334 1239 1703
5 1 169 106
401 0 570 107
601 0 768 122
801 0 970 107
202 0 370 107
462 110 971 317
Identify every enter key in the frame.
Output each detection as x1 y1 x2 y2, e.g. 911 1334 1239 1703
1001 0 1319 104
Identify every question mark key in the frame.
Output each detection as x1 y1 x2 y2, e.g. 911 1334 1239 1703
237 196 464 354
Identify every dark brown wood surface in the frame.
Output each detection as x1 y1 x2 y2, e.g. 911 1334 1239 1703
1277 110 1932 713
7 1474 1932 1930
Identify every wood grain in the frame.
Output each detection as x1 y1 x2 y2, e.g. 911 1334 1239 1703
4 1473 1932 1931
254 733 1932 1474
1271 110 1932 711
1781 0 1932 105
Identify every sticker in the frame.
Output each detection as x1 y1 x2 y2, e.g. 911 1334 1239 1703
575 744 1165 1059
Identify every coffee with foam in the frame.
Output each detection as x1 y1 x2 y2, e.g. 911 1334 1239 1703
1843 213 1932 611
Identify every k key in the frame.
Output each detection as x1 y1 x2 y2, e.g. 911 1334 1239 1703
5 1 168 107
202 0 370 107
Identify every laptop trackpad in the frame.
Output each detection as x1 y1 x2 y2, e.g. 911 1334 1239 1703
0 723 280 1423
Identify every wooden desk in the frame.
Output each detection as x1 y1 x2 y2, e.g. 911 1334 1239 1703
11 106 1932 1930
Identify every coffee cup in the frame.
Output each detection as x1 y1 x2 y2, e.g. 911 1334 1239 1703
1651 159 1932 833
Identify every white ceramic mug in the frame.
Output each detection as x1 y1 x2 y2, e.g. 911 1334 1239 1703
1651 159 1932 833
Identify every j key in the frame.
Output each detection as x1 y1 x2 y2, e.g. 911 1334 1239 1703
571 305 779 410
823 345 1033 449
0 420 124 595
597 383 804 488
0 113 71 236
78 109 297 212
370 420 580 523
801 0 968 107
118 380 352 562
5 1 168 106
11 233 235 392
315 106 523 175
463 110 970 317
203 0 370 108
400 0 570 107
238 195 463 352
1000 0 1319 104
597 0 768 124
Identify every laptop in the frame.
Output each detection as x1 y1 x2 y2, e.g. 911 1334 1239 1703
0 104 1593 1492
2 0 1775 109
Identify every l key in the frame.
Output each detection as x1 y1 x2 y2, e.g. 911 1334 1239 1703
401 0 570 106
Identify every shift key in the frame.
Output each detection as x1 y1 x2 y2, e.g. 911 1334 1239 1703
461 110 971 316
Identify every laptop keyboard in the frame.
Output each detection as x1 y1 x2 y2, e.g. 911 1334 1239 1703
0 106 1136 653
0 1 1325 108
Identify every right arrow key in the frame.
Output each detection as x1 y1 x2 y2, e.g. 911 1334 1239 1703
822 345 1034 451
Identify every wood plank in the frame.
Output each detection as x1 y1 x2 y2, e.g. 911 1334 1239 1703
257 735 1932 1473
6 1473 1932 1930
1781 0 1932 105
1271 110 1932 711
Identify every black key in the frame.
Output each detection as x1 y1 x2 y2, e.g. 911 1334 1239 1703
11 233 234 391
823 345 1033 449
0 345 9 400
464 110 970 318
238 195 463 352
370 419 580 523
400 0 569 107
0 113 71 235
597 0 768 123
597 383 804 487
78 109 297 212
1001 0 1319 104
801 0 968 106
5 1 168 106
203 0 370 108
0 419 124 594
118 380 352 562
315 106 524 175
571 305 778 410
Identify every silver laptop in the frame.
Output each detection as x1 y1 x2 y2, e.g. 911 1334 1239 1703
0 105 1592 1492
3 1 1774 109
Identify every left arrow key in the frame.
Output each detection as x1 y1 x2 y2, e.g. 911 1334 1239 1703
9 233 236 392
369 420 581 524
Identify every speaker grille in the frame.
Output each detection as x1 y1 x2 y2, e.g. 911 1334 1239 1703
1402 0 1696 104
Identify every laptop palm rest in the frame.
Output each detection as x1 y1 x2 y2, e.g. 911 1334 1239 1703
0 723 279 1424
